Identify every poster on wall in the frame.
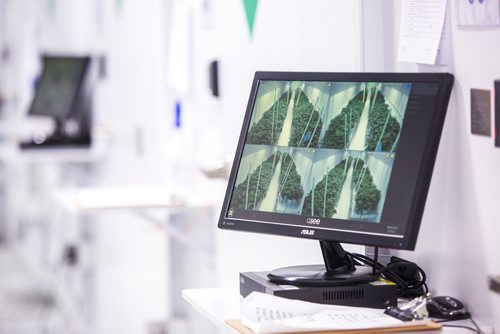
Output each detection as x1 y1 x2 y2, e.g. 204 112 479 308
457 0 500 27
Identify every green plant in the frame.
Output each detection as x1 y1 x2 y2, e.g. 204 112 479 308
230 152 281 209
351 157 364 186
289 89 323 147
354 165 381 215
246 91 290 145
365 90 401 152
279 153 304 200
301 159 347 217
322 90 365 149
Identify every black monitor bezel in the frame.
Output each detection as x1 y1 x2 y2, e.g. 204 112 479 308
218 71 454 251
28 55 91 121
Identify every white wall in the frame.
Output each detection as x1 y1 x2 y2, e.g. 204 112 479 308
363 1 500 329
7 0 500 332
91 1 171 333
192 0 364 287
1 1 172 333
217 0 362 157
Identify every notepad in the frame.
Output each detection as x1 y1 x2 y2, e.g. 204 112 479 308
234 292 440 334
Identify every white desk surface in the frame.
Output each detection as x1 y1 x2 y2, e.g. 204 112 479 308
15 146 104 163
0 140 107 164
51 184 219 253
183 287 241 333
182 287 478 334
52 184 214 212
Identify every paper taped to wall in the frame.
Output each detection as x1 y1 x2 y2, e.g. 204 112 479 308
397 0 447 65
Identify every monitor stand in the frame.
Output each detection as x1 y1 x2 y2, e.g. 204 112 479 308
267 241 377 286
19 119 91 149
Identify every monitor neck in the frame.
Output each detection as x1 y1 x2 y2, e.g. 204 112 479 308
320 240 356 275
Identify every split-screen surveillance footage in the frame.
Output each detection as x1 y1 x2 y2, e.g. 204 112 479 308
229 81 411 223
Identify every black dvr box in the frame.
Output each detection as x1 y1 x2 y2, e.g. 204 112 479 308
240 271 397 309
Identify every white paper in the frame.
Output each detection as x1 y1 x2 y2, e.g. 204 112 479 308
457 0 500 27
241 292 431 334
435 7 450 65
397 0 447 65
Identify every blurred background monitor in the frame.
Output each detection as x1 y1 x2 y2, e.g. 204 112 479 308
21 55 93 148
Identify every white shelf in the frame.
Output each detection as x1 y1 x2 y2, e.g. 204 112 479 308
51 184 213 212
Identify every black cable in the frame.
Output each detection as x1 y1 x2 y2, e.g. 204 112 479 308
436 316 483 334
469 316 483 334
442 324 480 333
350 252 428 298
350 252 384 270
349 251 483 333
380 261 428 297
372 246 379 275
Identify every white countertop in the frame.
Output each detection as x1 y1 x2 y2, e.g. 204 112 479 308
182 287 240 333
51 184 215 212
182 287 483 334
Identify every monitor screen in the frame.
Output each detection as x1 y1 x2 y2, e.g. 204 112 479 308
29 56 89 119
219 72 453 251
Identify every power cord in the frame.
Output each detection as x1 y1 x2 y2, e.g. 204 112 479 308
437 316 483 334
340 248 487 334
350 252 428 298
345 249 485 333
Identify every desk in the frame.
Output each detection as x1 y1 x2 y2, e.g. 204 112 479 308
182 287 478 334
183 287 241 333
51 185 215 251
52 185 192 212
51 184 219 333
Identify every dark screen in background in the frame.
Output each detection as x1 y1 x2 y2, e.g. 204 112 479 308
30 58 86 119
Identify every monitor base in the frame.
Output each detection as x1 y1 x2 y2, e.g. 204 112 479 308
268 264 377 286
267 240 378 286
19 136 91 150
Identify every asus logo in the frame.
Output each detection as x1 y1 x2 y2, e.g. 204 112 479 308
300 229 315 236
306 218 321 225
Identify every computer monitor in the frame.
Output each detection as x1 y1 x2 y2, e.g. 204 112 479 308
23 55 93 148
218 72 454 286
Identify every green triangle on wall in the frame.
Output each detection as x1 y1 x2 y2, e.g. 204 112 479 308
116 0 124 12
243 0 258 37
